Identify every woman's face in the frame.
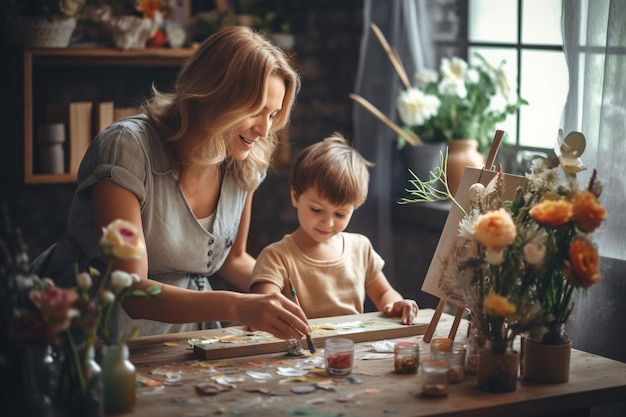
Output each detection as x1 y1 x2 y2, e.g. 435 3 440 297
229 74 286 161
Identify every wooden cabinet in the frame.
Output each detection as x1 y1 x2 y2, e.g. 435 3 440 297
5 47 193 185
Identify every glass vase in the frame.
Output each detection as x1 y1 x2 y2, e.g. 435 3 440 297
17 344 56 417
102 343 136 414
477 340 519 393
54 342 104 417
465 325 485 375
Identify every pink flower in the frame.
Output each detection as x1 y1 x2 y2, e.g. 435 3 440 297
99 219 144 260
29 285 79 332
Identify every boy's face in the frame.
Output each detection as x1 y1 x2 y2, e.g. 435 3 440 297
291 187 355 243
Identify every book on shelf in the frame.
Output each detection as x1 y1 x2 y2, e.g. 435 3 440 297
114 107 138 121
94 101 115 135
46 102 93 175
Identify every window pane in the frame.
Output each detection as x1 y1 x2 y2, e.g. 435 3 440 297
519 50 569 148
522 0 563 45
469 0 518 43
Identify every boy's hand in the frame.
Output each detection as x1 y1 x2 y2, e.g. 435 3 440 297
383 299 419 325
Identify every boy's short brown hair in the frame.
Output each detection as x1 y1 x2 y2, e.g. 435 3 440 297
291 133 374 207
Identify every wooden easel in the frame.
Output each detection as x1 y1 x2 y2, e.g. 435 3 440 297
422 131 504 343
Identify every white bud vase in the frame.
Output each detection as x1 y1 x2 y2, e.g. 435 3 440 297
102 344 136 414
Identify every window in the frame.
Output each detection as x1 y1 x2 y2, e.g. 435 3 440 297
467 0 568 152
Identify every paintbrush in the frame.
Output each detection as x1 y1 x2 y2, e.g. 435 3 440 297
287 277 316 353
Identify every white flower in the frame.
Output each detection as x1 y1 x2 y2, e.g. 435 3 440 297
396 88 441 126
440 57 468 83
130 273 141 285
100 290 115 305
110 270 133 291
493 68 512 98
523 227 547 266
485 247 505 265
466 68 480 84
523 242 546 265
76 272 92 289
438 77 467 99
414 69 438 89
488 94 508 114
458 208 480 240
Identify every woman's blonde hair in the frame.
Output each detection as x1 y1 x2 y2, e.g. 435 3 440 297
143 26 300 190
291 133 374 207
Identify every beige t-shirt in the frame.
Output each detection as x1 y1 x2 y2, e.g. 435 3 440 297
250 233 385 319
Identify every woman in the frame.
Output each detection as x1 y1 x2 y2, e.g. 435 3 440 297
32 26 309 340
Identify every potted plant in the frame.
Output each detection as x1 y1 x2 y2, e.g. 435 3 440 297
1 0 88 47
351 24 528 195
248 0 306 50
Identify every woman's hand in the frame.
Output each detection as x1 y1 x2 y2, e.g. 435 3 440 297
235 292 310 340
383 299 419 325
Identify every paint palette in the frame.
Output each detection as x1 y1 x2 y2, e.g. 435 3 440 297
190 312 429 360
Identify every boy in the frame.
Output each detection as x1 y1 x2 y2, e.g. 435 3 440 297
250 133 418 324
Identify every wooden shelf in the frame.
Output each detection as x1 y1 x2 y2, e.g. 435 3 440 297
19 47 194 185
28 46 195 66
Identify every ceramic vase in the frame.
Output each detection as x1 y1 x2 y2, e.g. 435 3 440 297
523 322 571 383
445 139 485 196
102 344 136 414
477 341 519 393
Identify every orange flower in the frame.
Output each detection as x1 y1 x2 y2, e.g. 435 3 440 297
473 208 516 250
529 199 574 227
573 190 606 233
138 0 167 19
564 239 600 288
483 293 516 317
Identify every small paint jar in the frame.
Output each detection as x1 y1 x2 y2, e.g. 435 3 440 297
324 338 354 376
394 341 419 374
421 360 450 397
436 344 466 383
430 337 453 359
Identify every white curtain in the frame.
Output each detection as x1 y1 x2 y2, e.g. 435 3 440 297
562 0 626 260
351 0 435 286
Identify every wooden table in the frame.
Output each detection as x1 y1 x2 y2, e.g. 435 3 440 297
126 309 626 417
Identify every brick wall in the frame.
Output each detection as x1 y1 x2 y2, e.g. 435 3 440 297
250 0 364 254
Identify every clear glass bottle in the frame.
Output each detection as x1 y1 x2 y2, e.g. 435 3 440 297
102 344 136 414
394 341 419 374
84 345 104 417
465 326 484 374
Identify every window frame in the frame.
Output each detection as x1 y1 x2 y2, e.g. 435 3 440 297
430 0 566 173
